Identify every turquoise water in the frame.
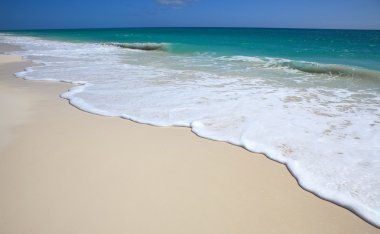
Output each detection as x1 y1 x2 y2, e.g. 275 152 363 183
1 28 380 227
5 28 380 70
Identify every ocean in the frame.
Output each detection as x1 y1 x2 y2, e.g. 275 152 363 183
1 28 379 226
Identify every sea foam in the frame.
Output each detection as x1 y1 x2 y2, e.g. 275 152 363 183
1 34 379 227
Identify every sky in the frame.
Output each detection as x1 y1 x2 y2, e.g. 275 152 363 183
0 0 379 30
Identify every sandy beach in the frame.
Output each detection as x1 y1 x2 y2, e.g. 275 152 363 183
0 50 379 233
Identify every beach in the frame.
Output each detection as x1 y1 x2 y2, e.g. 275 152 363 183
0 49 379 233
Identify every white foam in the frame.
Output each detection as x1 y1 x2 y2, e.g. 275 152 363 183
1 34 380 227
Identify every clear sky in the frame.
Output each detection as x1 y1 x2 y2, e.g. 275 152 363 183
1 0 379 30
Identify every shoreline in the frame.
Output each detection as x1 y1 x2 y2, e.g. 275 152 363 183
0 50 379 232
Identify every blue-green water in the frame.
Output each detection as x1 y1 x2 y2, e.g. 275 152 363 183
5 28 380 70
1 28 380 227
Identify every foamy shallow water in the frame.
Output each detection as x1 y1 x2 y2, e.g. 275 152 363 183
1 34 380 226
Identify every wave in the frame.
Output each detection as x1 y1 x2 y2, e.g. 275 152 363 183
105 42 168 51
224 56 380 80
279 61 380 80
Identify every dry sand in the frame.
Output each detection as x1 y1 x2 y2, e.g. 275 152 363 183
0 53 379 233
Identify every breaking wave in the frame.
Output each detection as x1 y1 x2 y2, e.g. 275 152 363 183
280 61 380 80
105 42 168 51
223 56 380 80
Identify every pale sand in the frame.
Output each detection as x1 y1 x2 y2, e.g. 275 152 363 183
0 54 379 233
0 54 24 63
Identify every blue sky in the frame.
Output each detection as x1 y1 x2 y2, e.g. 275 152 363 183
1 0 379 30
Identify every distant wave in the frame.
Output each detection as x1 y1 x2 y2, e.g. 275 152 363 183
105 42 168 51
223 56 380 80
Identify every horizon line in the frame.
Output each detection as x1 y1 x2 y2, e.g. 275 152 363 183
1 26 380 31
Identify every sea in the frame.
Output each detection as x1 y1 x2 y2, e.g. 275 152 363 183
1 28 379 226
